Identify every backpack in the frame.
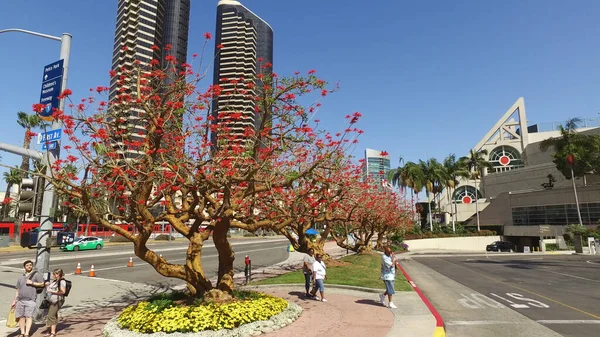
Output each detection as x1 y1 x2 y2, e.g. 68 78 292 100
27 271 44 294
62 279 72 297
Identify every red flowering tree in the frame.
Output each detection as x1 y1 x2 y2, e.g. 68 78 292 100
37 40 363 298
244 152 364 256
329 178 414 252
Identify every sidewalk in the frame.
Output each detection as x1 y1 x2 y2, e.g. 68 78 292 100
1 242 437 337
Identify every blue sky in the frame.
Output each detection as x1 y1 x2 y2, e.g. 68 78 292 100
2 0 600 186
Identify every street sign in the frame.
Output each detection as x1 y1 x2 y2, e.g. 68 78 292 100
38 59 64 121
41 141 57 151
37 129 62 145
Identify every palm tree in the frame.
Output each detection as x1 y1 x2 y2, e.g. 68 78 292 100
539 118 582 154
443 154 470 232
16 111 44 178
461 149 492 231
419 158 444 231
388 159 424 218
2 167 23 219
540 118 585 226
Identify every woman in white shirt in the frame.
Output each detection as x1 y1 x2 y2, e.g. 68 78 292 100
311 254 327 302
43 268 67 337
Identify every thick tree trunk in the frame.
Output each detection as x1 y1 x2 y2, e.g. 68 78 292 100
133 225 213 298
20 132 32 178
214 218 235 295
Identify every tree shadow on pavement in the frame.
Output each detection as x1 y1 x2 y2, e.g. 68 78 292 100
355 299 384 307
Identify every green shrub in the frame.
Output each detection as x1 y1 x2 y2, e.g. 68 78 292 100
155 234 175 241
545 243 558 251
117 291 288 333
243 233 257 237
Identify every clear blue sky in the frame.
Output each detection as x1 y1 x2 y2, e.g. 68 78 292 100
2 0 600 185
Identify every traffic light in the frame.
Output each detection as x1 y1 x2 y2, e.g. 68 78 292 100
18 178 35 216
16 177 44 219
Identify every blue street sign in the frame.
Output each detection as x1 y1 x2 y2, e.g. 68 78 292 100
39 59 64 121
41 141 57 151
38 129 62 145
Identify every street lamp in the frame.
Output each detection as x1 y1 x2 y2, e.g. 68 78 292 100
0 28 71 321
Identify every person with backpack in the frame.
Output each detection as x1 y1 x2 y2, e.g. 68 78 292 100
11 260 45 337
43 268 68 337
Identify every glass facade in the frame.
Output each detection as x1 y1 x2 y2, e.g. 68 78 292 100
512 202 600 226
452 185 483 204
364 149 390 187
489 145 524 173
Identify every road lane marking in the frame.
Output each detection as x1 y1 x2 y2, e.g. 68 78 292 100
0 238 290 266
490 293 529 308
457 293 506 309
537 320 600 324
587 260 600 265
446 320 521 325
68 245 287 275
439 258 600 320
541 269 600 284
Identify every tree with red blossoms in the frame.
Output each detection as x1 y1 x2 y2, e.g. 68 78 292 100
329 178 414 253
37 40 363 298
249 155 364 257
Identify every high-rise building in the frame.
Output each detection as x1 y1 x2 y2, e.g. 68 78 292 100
109 0 190 158
364 148 391 188
211 0 274 149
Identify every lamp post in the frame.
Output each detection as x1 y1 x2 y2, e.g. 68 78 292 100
0 28 71 321
567 154 583 225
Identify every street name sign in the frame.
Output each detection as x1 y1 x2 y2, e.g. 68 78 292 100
37 129 62 145
41 141 57 151
38 59 64 121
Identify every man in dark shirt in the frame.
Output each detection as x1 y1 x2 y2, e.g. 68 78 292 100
11 260 45 337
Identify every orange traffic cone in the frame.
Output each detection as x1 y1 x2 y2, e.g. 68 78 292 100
75 262 81 275
128 257 133 267
89 264 96 277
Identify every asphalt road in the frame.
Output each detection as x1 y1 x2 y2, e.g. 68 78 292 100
412 254 600 337
1 238 290 287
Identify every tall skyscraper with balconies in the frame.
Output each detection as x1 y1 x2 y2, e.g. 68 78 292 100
211 0 274 149
109 0 190 158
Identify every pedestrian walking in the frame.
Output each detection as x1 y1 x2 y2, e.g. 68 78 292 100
310 253 327 302
379 247 398 308
302 248 316 298
42 268 67 337
11 260 45 337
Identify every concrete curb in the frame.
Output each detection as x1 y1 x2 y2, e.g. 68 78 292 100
243 283 386 294
397 263 446 337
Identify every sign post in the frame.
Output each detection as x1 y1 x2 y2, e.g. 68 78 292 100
38 60 64 121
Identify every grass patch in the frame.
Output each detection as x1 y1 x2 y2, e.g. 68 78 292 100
253 252 412 291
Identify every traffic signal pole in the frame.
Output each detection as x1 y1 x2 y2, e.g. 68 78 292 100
0 28 71 321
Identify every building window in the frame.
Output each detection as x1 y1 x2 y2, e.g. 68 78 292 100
452 185 483 204
489 146 524 172
511 202 600 226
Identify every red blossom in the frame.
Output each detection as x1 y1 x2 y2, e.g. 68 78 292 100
204 32 212 40
217 44 224 49
32 103 46 113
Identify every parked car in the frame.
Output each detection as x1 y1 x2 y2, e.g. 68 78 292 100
486 241 515 252
61 236 104 251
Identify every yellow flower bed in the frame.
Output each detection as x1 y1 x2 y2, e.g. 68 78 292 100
117 292 288 333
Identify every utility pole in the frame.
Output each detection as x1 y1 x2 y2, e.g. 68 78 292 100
0 28 71 322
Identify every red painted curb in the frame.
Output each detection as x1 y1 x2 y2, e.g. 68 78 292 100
397 262 445 330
